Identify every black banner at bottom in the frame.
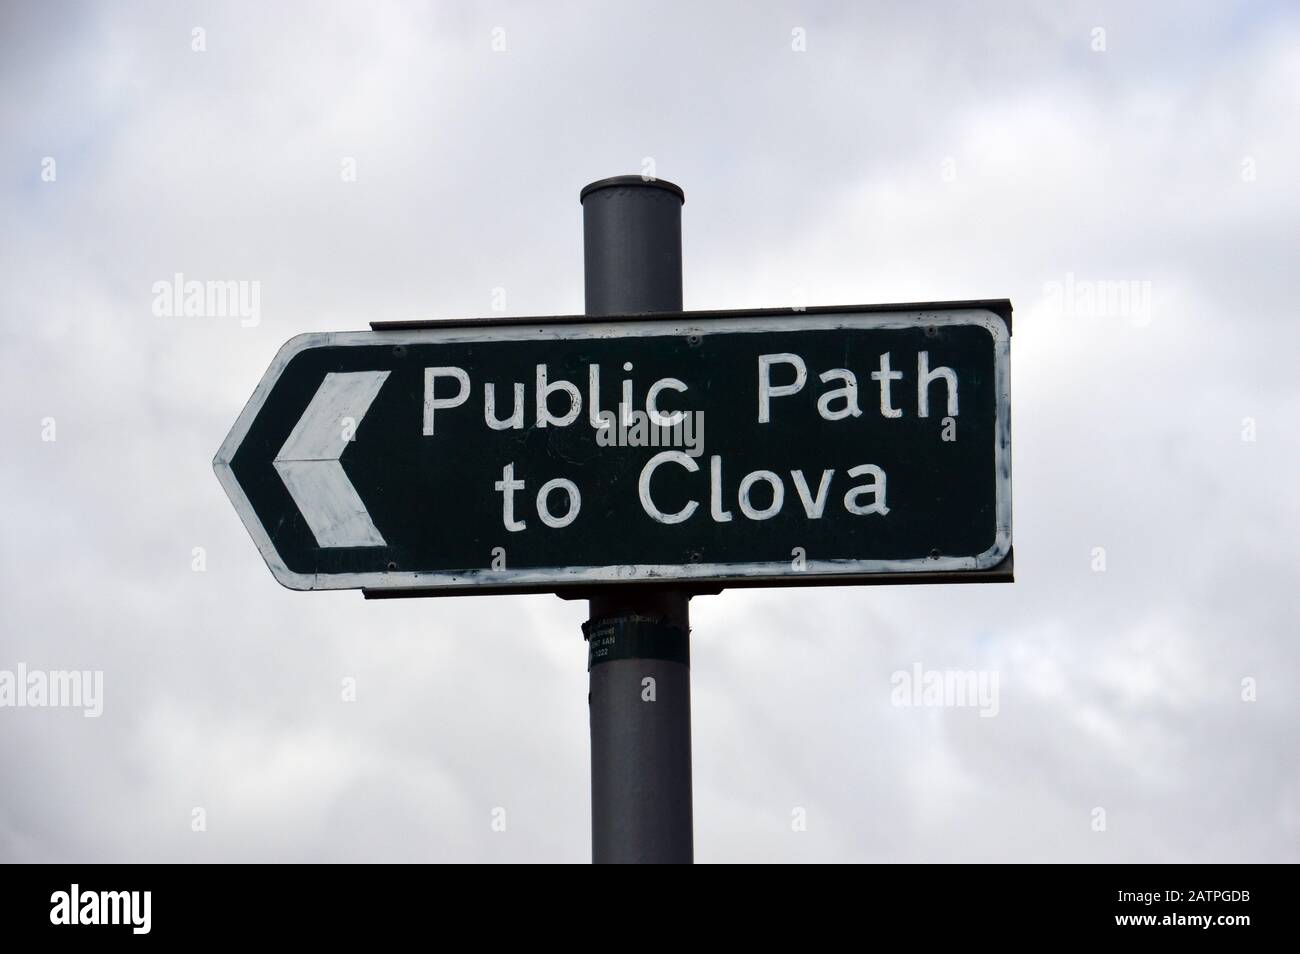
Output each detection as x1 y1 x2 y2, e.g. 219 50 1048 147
1 863 1285 940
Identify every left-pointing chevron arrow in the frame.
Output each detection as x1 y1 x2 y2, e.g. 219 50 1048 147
272 370 391 548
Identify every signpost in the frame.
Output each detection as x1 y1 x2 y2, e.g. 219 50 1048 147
214 175 1013 863
213 307 1010 592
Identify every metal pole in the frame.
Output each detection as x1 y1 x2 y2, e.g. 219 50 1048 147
580 175 693 864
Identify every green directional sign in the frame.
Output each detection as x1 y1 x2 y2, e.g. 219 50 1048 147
214 301 1012 595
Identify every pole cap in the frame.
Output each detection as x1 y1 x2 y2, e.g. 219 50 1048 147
580 175 685 204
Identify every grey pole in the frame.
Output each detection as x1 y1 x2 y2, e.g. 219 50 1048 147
580 175 693 864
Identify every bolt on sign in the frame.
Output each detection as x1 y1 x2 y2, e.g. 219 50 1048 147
214 301 1012 595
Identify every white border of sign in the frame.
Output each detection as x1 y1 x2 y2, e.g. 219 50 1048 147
214 308 1011 591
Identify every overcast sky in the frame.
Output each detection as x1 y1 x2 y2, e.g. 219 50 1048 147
2 0 1297 862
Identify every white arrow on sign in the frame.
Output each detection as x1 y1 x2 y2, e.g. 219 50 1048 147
273 370 391 548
